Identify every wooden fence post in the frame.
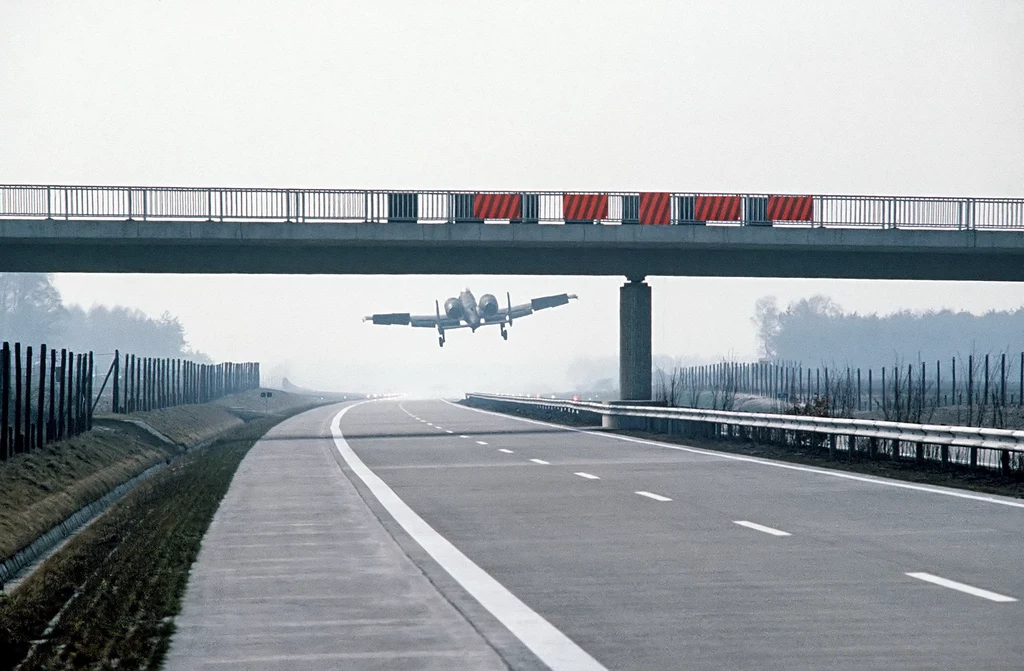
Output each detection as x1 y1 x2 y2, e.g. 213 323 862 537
1 342 9 460
37 344 46 447
112 349 119 413
58 349 67 439
14 343 23 453
48 348 56 436
25 346 33 451
87 352 94 430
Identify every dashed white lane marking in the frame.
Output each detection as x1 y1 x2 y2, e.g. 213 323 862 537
905 572 1017 603
574 472 600 480
446 430 454 434
445 400 1024 510
476 440 488 445
332 404 607 671
426 423 434 427
459 435 470 439
529 459 550 465
733 520 791 537
499 449 514 454
635 491 672 502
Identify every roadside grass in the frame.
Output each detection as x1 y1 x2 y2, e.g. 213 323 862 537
0 388 312 564
120 404 243 447
0 429 177 561
0 408 318 671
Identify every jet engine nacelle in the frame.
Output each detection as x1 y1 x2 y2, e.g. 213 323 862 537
478 294 499 317
444 297 464 319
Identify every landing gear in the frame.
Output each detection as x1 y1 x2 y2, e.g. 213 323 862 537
500 325 508 341
438 335 445 348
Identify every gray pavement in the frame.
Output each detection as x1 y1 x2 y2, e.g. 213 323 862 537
163 403 508 671
166 398 1024 670
337 399 1024 670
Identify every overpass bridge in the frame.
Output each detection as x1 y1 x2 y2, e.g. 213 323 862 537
3 184 1023 399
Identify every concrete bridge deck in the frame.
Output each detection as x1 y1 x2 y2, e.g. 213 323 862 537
3 218 1024 279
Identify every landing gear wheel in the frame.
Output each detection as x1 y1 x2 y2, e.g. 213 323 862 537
438 336 445 348
501 328 508 341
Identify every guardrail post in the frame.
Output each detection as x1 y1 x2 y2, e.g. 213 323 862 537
828 433 836 459
915 441 924 463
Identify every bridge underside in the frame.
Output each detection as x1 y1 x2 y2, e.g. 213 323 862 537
3 220 1024 280
7 219 1024 403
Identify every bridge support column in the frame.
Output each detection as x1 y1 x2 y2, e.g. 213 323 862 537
619 276 652 401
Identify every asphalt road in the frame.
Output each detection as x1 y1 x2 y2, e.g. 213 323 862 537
335 399 1024 670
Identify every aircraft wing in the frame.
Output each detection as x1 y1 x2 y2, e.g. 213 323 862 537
482 293 577 323
364 313 468 329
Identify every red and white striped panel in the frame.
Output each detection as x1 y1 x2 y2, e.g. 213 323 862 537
639 192 671 225
767 195 813 221
694 195 741 221
563 194 608 221
474 193 522 219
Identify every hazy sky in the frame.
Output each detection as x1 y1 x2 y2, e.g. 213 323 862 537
2 1 1022 395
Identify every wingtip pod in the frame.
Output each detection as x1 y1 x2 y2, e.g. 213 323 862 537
568 294 578 300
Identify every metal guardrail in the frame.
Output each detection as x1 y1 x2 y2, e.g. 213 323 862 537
465 393 1024 472
1 184 1023 229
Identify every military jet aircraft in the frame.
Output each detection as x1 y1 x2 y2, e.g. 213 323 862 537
364 289 577 347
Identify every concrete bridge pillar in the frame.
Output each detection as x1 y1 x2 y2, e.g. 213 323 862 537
619 276 652 401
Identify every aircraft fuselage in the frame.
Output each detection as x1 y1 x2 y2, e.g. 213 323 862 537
459 289 480 330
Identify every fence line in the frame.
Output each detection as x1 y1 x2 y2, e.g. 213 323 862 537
1 341 260 463
2 184 1023 229
663 353 1024 422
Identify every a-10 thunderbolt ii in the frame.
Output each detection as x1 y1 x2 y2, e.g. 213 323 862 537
364 289 577 347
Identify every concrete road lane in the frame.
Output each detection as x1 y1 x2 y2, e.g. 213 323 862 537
336 399 1024 670
165 403 508 671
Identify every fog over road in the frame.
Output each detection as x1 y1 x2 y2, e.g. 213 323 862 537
340 400 1023 670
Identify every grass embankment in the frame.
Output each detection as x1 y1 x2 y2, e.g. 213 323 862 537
0 429 177 562
0 408 317 671
0 389 311 565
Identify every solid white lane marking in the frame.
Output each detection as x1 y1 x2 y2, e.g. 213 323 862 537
574 472 600 480
445 400 1024 510
529 459 550 465
636 491 672 502
906 572 1017 603
476 440 488 445
499 448 514 454
331 404 606 671
734 520 791 537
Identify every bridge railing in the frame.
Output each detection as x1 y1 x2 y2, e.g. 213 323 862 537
464 392 1024 474
1 185 1023 230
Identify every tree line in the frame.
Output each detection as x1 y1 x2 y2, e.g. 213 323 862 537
0 273 208 361
753 295 1024 369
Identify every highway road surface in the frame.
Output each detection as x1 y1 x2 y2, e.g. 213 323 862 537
171 399 1024 670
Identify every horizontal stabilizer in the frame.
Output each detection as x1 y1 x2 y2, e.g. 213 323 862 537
531 293 574 311
369 313 411 325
